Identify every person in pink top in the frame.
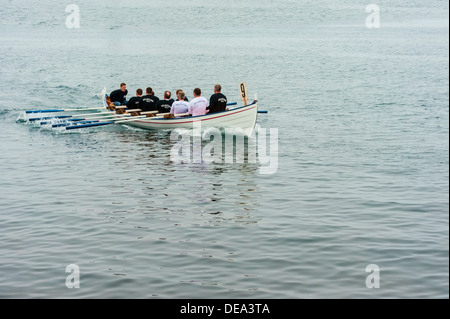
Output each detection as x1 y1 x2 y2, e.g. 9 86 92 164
188 88 209 116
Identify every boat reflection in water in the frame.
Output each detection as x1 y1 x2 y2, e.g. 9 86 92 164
104 128 262 226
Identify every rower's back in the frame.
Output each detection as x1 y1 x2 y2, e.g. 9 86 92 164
140 87 159 112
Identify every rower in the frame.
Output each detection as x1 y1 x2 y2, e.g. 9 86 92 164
140 87 160 112
207 84 227 114
109 83 128 106
170 91 190 117
126 88 143 110
156 91 174 113
188 88 209 116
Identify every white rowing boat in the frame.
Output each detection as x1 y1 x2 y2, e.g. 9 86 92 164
101 88 258 136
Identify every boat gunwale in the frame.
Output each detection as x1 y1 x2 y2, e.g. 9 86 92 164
139 100 257 121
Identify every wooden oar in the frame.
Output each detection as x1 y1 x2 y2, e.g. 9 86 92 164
29 115 73 122
42 108 157 124
39 112 128 125
51 114 132 127
65 121 116 130
65 114 151 130
31 102 236 117
30 110 115 122
68 110 158 122
52 120 104 128
65 111 167 130
26 107 107 114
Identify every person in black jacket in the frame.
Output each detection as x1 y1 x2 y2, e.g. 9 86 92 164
207 84 227 113
140 87 160 112
110 83 128 106
175 89 189 102
156 91 174 113
126 88 143 110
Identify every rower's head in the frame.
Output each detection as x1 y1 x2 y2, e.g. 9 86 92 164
164 91 171 100
120 83 127 92
177 91 185 101
136 88 143 97
146 87 154 96
193 88 201 97
214 84 221 94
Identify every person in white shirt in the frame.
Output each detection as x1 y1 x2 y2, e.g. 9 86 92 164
170 91 190 116
188 88 209 116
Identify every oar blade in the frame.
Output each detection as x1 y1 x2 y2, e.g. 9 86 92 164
26 109 65 114
28 115 73 122
26 106 106 113
65 121 114 130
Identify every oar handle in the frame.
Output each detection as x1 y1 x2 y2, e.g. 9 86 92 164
173 113 190 117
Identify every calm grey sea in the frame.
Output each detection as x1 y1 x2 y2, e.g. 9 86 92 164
0 0 448 298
